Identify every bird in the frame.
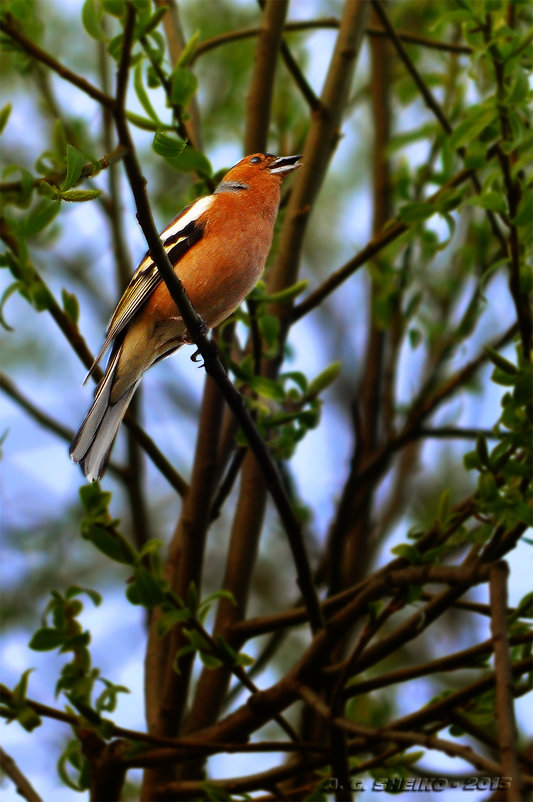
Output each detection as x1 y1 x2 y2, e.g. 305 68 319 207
70 152 302 482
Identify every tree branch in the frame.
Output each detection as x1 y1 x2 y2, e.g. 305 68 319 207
489 562 522 800
0 747 43 802
0 15 114 109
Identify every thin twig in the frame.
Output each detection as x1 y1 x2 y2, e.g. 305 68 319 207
0 15 114 109
0 747 43 802
190 20 473 64
297 684 510 777
371 0 507 255
292 164 483 320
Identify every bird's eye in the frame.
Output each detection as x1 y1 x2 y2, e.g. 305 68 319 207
249 156 262 164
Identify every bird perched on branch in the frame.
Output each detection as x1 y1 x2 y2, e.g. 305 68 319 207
70 152 302 481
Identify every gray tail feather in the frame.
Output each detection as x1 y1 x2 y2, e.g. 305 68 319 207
70 347 139 482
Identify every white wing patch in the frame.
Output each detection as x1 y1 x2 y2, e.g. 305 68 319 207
84 194 214 381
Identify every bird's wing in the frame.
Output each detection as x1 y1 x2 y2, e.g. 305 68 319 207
84 194 214 381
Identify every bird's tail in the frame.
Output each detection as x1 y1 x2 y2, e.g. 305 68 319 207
70 345 139 482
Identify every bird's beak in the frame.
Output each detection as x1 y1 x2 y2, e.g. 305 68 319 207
269 155 302 175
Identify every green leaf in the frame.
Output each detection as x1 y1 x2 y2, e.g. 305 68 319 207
61 145 86 190
16 705 42 732
29 627 66 651
466 191 507 214
101 0 126 15
0 281 24 331
485 347 518 374
257 314 280 357
177 30 199 67
152 131 187 166
235 651 254 667
249 375 285 402
170 67 198 108
52 119 68 160
81 523 137 565
11 668 34 708
398 201 436 225
65 585 102 606
140 4 168 35
252 278 309 305
308 362 342 397
134 61 160 122
79 482 112 519
513 188 533 227
128 566 166 608
436 489 450 523
59 189 102 202
166 144 212 176
199 652 223 669
28 281 54 312
0 102 12 135
449 107 498 150
408 327 422 349
126 110 174 131
157 608 191 637
61 288 80 325
82 0 108 41
391 544 420 563
515 592 533 620
138 538 164 560
478 472 499 501
199 589 237 611
19 200 60 237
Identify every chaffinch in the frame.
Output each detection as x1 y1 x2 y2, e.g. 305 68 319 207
70 152 301 481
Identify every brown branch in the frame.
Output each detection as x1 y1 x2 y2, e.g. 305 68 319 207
267 0 371 316
292 164 482 320
190 20 473 64
245 0 288 153
297 684 508 777
342 630 533 699
154 0 204 150
77 731 127 802
0 15 114 109
489 562 522 800
0 747 43 802
0 145 127 195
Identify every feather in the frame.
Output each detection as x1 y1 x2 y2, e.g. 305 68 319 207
83 195 213 382
70 345 139 481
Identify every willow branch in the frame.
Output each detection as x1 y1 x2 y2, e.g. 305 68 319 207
190 20 473 64
0 15 114 108
0 747 43 802
489 562 522 800
371 0 507 255
293 162 489 320
297 684 508 777
244 0 288 153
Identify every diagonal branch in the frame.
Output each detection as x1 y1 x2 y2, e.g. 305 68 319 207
0 15 114 109
0 747 43 802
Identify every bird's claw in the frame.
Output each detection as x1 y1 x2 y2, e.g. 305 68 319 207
190 348 204 367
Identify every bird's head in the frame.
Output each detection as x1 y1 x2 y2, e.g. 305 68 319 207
217 153 302 194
